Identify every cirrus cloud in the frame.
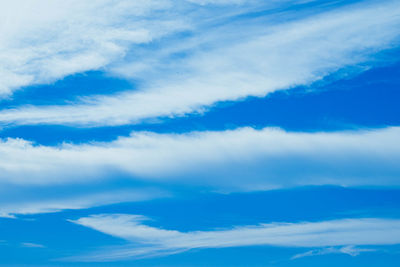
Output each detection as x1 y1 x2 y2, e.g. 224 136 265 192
1 0 400 126
67 214 400 261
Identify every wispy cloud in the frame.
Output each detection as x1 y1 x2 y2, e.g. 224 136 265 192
21 242 45 248
291 245 376 259
0 0 191 96
0 127 399 191
1 0 399 126
1 1 399 264
0 188 167 218
66 214 400 261
0 0 300 98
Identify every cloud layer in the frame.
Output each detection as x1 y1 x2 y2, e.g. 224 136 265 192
68 214 400 261
1 0 399 126
1 127 399 190
1 2 400 264
0 188 166 218
0 0 192 96
0 0 297 97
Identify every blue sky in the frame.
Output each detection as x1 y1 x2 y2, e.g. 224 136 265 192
0 0 400 266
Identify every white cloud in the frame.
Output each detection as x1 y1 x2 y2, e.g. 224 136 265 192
0 0 189 96
1 0 399 126
1 126 399 217
67 214 400 261
0 127 399 190
0 0 297 98
187 0 262 5
291 245 376 259
21 242 45 248
0 188 167 218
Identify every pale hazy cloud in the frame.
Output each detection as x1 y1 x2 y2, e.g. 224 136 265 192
67 214 400 261
0 127 399 191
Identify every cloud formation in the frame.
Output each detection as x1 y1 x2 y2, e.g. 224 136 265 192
291 245 376 259
21 242 45 248
1 127 399 190
0 0 295 97
68 214 400 261
1 1 400 264
1 0 399 126
0 0 192 96
0 188 166 218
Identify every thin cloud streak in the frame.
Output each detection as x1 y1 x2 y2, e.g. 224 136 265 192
21 242 45 248
67 214 400 261
291 246 376 259
0 188 168 218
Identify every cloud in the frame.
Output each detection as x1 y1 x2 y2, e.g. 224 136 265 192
0 188 167 218
67 214 400 261
0 0 191 96
1 0 399 126
0 127 399 190
0 0 300 98
2 126 399 217
21 242 45 248
291 245 376 259
187 0 249 5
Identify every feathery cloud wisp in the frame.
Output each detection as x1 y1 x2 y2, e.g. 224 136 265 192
0 0 188 96
0 188 167 218
67 214 400 261
291 246 376 259
1 0 399 126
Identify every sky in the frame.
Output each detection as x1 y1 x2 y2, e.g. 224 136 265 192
0 0 400 266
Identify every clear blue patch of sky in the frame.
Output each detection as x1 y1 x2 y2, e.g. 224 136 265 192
0 71 135 107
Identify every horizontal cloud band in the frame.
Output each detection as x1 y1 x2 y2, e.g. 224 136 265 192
1 127 399 190
68 214 400 261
